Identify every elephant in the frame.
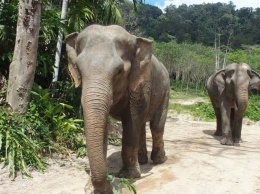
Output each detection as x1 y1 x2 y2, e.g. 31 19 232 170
65 24 170 193
206 63 260 145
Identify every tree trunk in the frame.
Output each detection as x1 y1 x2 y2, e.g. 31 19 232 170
214 32 221 71
218 33 221 69
223 30 233 69
6 0 42 114
214 34 218 71
52 0 68 97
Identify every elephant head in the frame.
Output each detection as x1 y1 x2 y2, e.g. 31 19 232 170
65 25 154 193
214 63 260 112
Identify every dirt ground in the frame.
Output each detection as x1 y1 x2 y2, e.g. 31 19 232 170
1 112 260 194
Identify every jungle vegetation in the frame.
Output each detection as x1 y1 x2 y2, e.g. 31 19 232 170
0 0 259 184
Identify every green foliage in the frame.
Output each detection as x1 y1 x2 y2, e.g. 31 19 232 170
0 84 85 177
119 1 260 50
154 41 260 94
66 0 123 33
185 102 216 121
227 46 260 72
0 106 47 177
169 102 215 121
29 84 85 153
0 0 127 87
169 89 214 121
244 94 260 122
169 89 260 122
0 1 18 76
154 42 215 92
106 173 137 194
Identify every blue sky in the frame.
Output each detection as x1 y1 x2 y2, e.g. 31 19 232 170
144 0 260 10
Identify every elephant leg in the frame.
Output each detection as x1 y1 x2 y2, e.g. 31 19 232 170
232 115 243 143
220 101 234 145
230 108 235 130
213 107 222 136
138 123 148 165
150 104 167 164
117 114 141 178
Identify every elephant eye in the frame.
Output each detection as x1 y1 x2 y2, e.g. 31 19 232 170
118 68 123 75
114 63 124 76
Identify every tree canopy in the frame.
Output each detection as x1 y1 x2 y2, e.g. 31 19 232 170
119 1 260 49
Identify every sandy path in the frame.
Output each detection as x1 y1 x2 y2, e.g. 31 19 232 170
123 118 260 194
1 116 260 194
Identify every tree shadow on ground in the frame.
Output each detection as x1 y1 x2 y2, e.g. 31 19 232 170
203 129 222 142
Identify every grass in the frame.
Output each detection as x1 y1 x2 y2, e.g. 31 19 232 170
169 89 213 121
170 90 207 101
169 89 260 122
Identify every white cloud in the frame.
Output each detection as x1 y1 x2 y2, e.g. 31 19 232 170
156 0 260 11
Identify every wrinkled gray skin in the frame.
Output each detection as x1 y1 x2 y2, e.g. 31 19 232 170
65 25 170 193
206 63 260 145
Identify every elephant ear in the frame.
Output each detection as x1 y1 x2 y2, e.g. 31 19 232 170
213 69 226 93
214 69 226 86
129 37 153 91
249 70 260 90
64 32 81 88
135 37 153 67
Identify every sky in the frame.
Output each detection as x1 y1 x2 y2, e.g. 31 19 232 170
144 0 260 10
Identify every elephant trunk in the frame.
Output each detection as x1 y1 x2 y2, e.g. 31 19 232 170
234 84 248 115
82 78 112 191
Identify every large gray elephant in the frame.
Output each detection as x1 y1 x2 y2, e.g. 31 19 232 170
65 25 170 193
206 63 260 145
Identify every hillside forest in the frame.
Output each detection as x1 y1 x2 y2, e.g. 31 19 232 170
0 0 259 185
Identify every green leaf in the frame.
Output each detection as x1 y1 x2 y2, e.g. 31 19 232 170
60 103 73 109
5 130 10 158
31 91 40 96
40 92 50 101
0 133 3 150
112 187 121 194
52 105 63 115
73 119 84 123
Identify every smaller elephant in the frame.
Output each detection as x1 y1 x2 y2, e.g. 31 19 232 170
206 63 260 145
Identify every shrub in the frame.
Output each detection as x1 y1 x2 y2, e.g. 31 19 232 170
244 94 260 122
0 106 47 177
106 173 136 194
0 84 85 177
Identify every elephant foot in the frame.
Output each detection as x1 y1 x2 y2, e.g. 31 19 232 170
138 152 148 165
84 175 112 194
151 148 167 164
117 165 141 178
233 137 243 143
93 188 113 194
85 180 112 194
220 137 234 146
214 130 222 136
